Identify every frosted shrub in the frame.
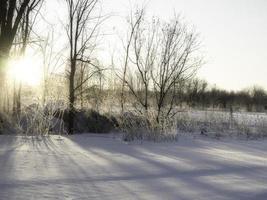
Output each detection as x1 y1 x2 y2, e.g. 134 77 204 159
120 111 178 142
16 102 66 136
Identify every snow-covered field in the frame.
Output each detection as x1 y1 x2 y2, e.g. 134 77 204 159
182 110 267 126
0 134 267 200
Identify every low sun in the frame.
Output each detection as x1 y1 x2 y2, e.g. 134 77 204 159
7 57 42 86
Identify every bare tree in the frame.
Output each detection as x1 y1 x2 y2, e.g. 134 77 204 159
65 0 102 134
12 0 43 115
0 0 42 98
121 11 202 125
151 17 202 123
123 11 159 114
75 59 88 108
119 8 144 114
75 57 103 109
39 29 65 106
0 0 29 68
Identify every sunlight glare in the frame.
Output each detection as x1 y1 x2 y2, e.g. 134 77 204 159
8 57 42 86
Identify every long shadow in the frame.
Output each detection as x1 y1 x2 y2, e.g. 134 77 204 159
0 135 30 199
20 135 143 200
86 145 267 199
67 135 267 199
1 134 266 200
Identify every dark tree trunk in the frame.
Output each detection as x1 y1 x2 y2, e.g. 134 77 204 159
0 46 10 108
0 0 34 108
68 61 76 134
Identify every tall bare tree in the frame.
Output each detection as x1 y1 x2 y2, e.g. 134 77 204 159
13 0 43 115
151 17 202 123
123 10 158 114
0 0 43 108
121 10 202 126
65 0 102 134
119 8 144 114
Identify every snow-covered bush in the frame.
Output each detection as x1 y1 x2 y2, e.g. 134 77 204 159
120 111 178 142
17 103 66 135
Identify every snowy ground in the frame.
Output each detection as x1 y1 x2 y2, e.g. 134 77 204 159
0 134 267 200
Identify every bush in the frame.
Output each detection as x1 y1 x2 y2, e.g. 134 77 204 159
0 114 3 134
120 112 150 141
119 111 178 142
54 109 118 133
80 109 117 133
0 112 18 135
17 103 66 135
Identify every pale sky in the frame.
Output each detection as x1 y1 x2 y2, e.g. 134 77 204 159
45 0 267 91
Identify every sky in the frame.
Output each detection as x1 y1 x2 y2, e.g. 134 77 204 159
44 0 267 91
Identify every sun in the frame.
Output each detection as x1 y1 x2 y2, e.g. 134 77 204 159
7 57 42 86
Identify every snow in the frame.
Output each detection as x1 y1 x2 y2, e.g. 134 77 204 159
0 134 267 200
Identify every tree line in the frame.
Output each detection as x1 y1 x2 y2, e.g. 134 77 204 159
175 79 267 112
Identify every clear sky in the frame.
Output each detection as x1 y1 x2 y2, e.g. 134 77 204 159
101 0 267 91
45 0 267 91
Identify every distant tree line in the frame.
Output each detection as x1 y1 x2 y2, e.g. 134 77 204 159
77 78 267 114
168 79 267 112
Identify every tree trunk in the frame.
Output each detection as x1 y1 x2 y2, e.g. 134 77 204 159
0 46 10 110
68 60 76 134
